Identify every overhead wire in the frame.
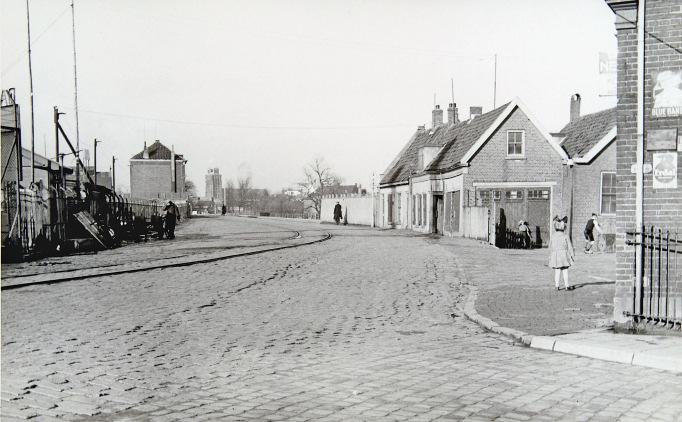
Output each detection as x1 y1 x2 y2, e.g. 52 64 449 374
1 5 71 74
76 108 414 131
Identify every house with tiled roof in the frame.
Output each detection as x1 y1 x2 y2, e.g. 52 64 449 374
129 140 187 200
553 94 617 246
379 97 568 246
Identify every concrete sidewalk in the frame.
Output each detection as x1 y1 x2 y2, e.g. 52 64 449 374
437 236 682 373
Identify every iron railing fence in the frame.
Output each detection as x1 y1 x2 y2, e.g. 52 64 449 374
625 226 681 329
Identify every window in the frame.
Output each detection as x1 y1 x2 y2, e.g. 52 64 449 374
507 130 525 157
479 190 490 204
505 190 523 200
412 195 416 225
422 194 427 226
396 193 401 225
601 172 616 215
528 189 550 200
492 190 501 201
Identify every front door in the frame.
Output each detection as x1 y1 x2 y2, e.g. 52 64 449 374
433 195 444 234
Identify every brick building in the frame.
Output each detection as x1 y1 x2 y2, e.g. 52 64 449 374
205 168 223 202
605 0 682 329
553 94 618 246
379 98 568 246
129 140 187 200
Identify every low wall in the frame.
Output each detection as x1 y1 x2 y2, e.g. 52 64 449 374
462 206 489 241
321 194 374 226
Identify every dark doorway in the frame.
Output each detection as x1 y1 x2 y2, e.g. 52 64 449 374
433 195 444 234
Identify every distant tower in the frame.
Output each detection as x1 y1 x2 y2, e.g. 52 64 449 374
205 168 223 201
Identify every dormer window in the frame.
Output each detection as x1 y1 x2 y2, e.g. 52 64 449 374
418 146 441 171
507 130 525 158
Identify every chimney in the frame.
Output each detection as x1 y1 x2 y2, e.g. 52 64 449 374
570 93 581 122
417 124 426 132
447 103 459 125
142 141 149 159
469 106 483 119
432 105 443 128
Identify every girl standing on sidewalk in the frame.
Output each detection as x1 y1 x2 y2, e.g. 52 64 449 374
548 216 575 290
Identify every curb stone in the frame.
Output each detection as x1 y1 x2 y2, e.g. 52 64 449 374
458 278 682 373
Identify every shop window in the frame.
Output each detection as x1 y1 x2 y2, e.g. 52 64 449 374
528 189 549 200
505 190 523 200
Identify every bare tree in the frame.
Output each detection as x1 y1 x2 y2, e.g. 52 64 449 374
237 176 252 212
299 157 341 219
184 179 197 198
224 179 236 212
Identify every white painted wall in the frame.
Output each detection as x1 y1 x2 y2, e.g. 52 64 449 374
321 194 374 226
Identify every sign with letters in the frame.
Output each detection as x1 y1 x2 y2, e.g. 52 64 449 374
647 128 678 150
652 70 682 118
652 152 678 189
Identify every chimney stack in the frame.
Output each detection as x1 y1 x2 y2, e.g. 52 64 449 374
417 124 426 132
469 106 483 119
447 103 459 125
142 141 149 159
432 104 443 128
570 93 581 122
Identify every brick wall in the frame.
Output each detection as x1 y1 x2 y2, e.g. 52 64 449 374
568 142 617 243
130 160 186 200
610 0 682 327
464 106 566 222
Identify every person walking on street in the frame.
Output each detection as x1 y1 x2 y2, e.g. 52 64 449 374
333 201 342 225
549 216 575 290
163 200 180 239
584 213 602 254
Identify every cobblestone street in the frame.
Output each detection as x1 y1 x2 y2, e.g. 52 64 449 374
2 217 682 421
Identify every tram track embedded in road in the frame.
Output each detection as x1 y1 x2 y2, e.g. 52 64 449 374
2 230 331 291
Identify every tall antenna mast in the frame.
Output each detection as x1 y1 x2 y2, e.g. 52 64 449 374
71 0 82 197
25 0 36 183
451 78 454 104
493 53 497 109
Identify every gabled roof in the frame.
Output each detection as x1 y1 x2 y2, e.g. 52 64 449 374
556 107 616 162
380 97 567 186
424 102 510 173
131 140 184 160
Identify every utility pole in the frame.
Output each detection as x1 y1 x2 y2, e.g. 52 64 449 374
25 0 36 184
111 156 116 192
71 0 82 199
93 138 101 185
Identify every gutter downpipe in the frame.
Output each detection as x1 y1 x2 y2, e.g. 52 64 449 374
635 0 645 319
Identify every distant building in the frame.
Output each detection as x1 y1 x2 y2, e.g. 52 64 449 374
282 187 302 197
85 166 112 190
205 168 223 202
129 140 187 200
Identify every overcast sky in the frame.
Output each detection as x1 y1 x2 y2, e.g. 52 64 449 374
1 0 617 195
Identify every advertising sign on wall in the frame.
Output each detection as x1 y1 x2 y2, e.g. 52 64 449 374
652 152 678 189
652 70 682 118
